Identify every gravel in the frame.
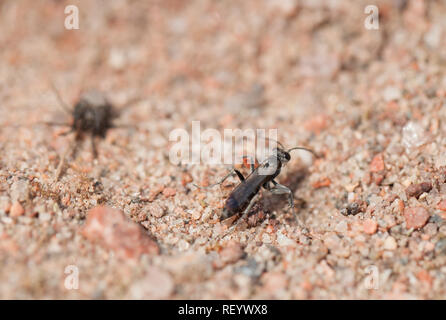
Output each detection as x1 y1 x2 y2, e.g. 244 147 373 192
1 0 446 299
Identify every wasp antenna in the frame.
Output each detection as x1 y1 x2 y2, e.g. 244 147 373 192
287 146 318 157
50 82 72 114
264 137 285 150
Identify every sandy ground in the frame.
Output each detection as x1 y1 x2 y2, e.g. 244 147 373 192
1 0 446 299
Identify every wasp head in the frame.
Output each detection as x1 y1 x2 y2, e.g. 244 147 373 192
273 148 291 164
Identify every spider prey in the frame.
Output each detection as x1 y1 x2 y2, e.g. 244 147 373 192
46 84 136 180
196 143 316 236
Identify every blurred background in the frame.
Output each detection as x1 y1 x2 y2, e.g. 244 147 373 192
1 0 446 299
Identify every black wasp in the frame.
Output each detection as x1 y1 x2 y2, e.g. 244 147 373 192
196 142 316 236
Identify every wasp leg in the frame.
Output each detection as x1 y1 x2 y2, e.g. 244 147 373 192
234 169 245 182
268 180 294 211
262 180 272 190
194 168 245 189
267 180 308 233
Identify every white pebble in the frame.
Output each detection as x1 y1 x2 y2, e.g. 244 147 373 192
383 86 401 102
384 236 397 251
277 231 295 246
402 121 427 148
108 48 127 70
335 221 348 233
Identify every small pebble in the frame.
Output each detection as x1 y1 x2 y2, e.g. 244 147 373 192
262 233 272 244
219 242 244 266
235 259 263 279
82 206 159 259
39 212 52 222
108 48 127 70
304 115 329 135
405 182 432 199
10 180 30 203
335 220 348 233
312 177 331 189
148 203 165 218
267 0 298 15
404 207 430 230
383 86 401 102
3 201 11 214
402 122 427 148
262 272 288 293
277 231 295 246
424 223 438 236
164 254 212 282
438 200 446 211
370 153 385 172
363 219 378 235
10 202 25 218
417 270 433 286
192 210 202 220
163 187 176 198
384 236 397 250
435 238 446 255
128 267 174 299
181 172 193 186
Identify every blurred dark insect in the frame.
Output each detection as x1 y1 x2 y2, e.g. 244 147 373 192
46 84 138 181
